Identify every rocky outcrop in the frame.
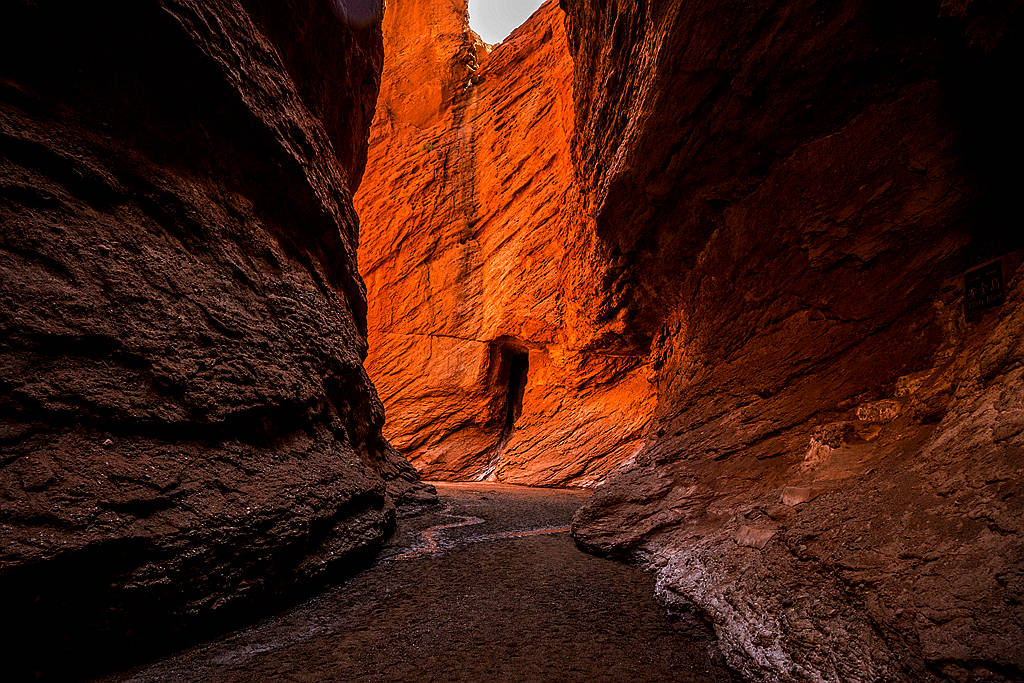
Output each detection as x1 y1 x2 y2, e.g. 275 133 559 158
563 0 1024 679
355 0 655 487
0 0 431 676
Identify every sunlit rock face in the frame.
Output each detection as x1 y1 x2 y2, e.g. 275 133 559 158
0 0 431 675
355 0 655 487
562 0 1024 679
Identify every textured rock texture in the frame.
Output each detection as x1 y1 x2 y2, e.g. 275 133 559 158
355 0 655 486
563 0 1024 679
0 0 431 676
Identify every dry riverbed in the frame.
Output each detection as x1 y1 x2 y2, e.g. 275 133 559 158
109 482 732 682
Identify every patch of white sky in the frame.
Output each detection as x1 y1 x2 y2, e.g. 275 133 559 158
468 0 546 44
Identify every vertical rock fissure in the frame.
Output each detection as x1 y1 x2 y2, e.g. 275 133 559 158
450 34 483 326
502 349 529 436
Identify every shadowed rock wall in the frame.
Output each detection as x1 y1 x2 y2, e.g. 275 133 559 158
0 0 431 676
562 0 1024 679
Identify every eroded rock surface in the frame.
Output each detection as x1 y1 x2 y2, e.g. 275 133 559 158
563 0 1024 679
0 0 431 676
355 0 654 486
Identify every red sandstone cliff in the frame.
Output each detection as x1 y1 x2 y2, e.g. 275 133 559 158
355 0 654 487
0 0 431 676
562 0 1024 679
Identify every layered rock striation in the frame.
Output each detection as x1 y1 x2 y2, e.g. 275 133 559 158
563 0 1024 679
355 0 654 487
0 0 431 676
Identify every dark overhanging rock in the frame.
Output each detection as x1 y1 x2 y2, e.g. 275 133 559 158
0 0 432 677
562 0 1024 678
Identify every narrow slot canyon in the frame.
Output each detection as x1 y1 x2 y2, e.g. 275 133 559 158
355 0 654 489
2 0 1023 682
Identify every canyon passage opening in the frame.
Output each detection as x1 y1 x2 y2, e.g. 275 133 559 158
498 345 528 435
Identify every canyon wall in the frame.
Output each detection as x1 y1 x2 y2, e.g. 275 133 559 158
563 0 1024 679
355 0 654 487
0 0 431 676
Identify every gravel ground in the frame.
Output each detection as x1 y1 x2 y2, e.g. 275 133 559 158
108 483 732 682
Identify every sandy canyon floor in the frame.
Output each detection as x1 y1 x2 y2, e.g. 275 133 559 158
108 483 733 682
